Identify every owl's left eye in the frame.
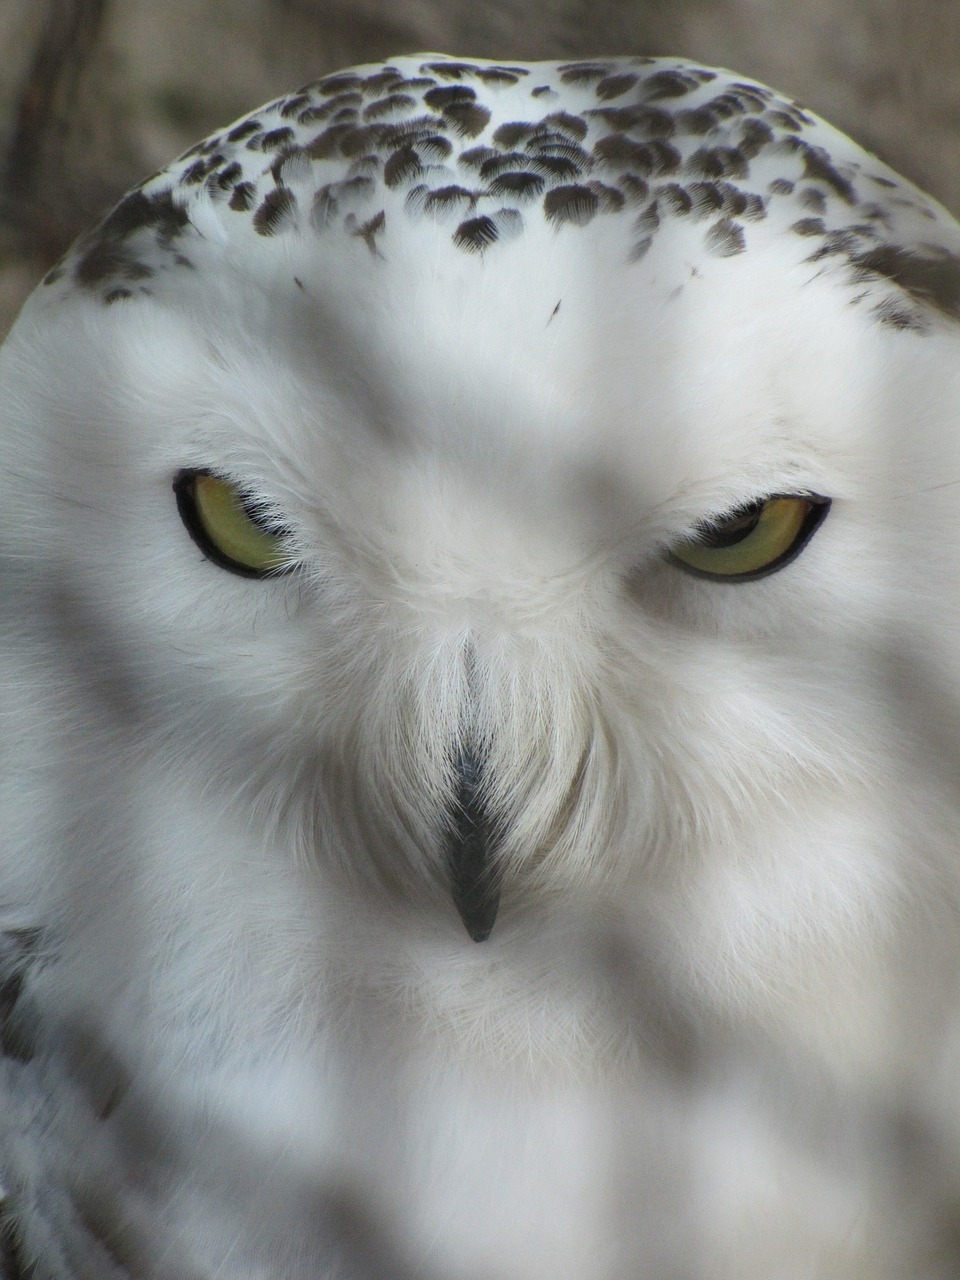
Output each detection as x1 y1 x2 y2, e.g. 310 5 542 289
173 470 295 578
667 494 830 582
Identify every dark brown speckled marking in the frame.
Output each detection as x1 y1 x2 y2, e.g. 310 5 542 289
44 54 960 333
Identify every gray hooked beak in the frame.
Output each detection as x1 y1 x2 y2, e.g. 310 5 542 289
445 748 500 942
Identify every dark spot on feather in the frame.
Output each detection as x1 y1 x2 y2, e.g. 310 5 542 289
478 150 529 179
791 217 827 236
730 80 771 100
423 185 475 213
269 145 306 184
280 94 310 118
707 87 768 116
229 181 255 211
374 116 446 147
384 144 422 187
593 134 652 166
871 175 897 188
360 68 403 94
493 121 539 148
585 105 674 136
476 68 522 85
634 202 661 236
873 296 926 331
422 61 493 81
643 69 701 99
798 187 827 213
704 217 746 256
685 146 748 180
605 138 680 177
675 107 717 135
364 93 416 120
768 177 794 195
710 182 742 214
532 85 553 98
686 181 725 217
460 146 499 170
104 287 133 304
297 93 363 124
441 102 491 138
257 126 296 150
181 158 214 184
528 153 584 181
226 119 262 143
544 183 599 226
588 181 626 212
72 190 189 288
351 209 386 255
487 170 545 199
806 229 867 260
656 183 692 215
453 215 499 251
558 63 611 84
858 201 892 225
338 125 377 158
124 261 154 281
596 73 639 100
404 184 430 214
320 74 362 95
849 245 960 320
740 192 767 220
541 111 588 140
629 235 654 262
305 124 354 159
253 186 296 235
738 118 775 157
100 189 188 241
214 161 243 190
347 155 381 178
420 135 453 160
617 174 650 204
525 138 591 170
798 143 855 202
424 85 477 110
765 109 802 132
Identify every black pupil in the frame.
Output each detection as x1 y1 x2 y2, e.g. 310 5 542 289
696 502 764 549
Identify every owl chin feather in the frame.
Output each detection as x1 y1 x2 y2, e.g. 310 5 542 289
3 49 960 1280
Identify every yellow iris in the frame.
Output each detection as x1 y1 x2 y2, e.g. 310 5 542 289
177 472 291 577
669 495 828 581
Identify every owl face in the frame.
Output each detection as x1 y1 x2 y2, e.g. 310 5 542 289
4 54 960 1063
7 51 960 1280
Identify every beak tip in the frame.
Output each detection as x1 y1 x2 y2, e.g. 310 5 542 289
452 887 500 943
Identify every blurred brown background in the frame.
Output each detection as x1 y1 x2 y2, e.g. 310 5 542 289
0 0 956 337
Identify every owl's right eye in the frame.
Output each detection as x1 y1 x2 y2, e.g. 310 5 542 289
173 470 295 578
667 494 830 582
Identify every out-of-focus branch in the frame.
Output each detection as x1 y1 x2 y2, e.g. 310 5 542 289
2 0 110 258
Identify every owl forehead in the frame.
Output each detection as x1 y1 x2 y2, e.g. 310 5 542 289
39 54 960 335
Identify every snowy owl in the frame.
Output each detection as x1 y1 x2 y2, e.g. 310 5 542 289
4 50 960 1278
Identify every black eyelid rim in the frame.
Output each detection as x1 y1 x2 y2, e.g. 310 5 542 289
667 492 832 583
172 467 296 579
